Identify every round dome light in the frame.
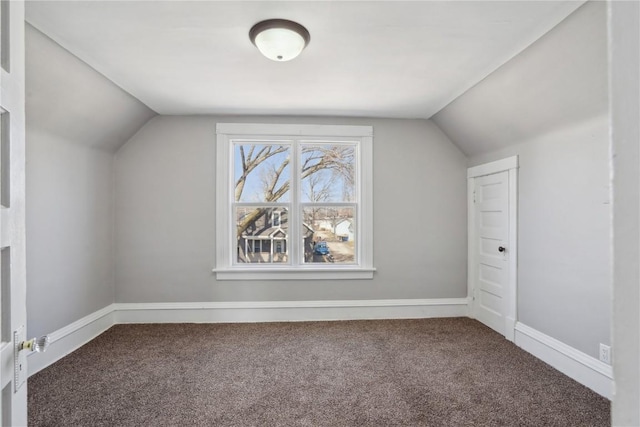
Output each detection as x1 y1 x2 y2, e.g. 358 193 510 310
249 19 310 62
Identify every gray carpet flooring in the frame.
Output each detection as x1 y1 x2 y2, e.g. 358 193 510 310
28 318 610 426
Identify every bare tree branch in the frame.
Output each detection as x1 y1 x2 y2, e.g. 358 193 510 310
235 144 355 236
235 145 288 201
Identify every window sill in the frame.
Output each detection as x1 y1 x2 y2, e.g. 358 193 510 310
212 267 376 281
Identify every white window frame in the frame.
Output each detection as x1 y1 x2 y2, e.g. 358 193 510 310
214 123 375 280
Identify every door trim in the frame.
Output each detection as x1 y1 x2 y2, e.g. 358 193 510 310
468 156 518 341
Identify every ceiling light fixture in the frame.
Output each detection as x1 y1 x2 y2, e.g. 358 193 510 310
249 19 310 62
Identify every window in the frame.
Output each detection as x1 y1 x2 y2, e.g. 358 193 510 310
272 211 281 227
215 123 374 280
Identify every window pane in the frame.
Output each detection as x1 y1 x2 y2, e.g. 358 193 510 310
234 144 290 202
300 145 355 203
236 206 289 264
302 207 356 264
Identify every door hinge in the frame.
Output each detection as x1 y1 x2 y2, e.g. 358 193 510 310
473 191 476 203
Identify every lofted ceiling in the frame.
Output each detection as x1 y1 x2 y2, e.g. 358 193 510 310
26 1 585 119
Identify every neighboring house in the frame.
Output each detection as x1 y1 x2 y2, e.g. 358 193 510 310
312 217 354 241
315 219 333 231
335 219 354 242
238 208 314 263
238 208 288 263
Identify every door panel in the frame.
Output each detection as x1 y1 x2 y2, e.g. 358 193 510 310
0 1 27 424
473 171 509 335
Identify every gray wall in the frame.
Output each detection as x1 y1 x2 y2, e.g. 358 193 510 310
25 25 156 337
26 131 115 336
468 114 610 358
114 115 468 303
433 1 610 359
610 0 640 423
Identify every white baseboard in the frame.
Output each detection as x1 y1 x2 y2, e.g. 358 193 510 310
27 304 115 377
27 299 468 376
29 302 612 400
113 298 469 324
514 322 613 399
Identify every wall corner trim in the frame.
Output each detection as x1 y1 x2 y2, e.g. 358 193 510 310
514 322 613 399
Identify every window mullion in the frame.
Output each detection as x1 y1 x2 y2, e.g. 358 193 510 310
289 140 300 266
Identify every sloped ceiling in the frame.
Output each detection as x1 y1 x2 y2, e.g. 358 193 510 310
432 1 608 157
26 25 156 152
26 1 584 119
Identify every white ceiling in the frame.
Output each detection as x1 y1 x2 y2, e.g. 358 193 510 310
26 1 585 119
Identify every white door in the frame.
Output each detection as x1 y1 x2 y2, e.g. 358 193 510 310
0 1 28 425
472 171 509 336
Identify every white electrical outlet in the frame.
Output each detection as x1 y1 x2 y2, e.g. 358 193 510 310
599 343 611 365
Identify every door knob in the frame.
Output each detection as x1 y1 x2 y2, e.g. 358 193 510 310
498 246 506 253
19 335 50 353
